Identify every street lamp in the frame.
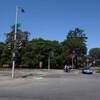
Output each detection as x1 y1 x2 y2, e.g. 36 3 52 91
12 5 18 78
12 5 25 78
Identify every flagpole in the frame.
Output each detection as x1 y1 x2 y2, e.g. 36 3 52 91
12 5 18 78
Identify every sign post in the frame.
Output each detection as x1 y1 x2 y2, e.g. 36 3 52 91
48 51 54 71
70 53 75 69
86 59 89 66
48 56 50 70
39 61 42 69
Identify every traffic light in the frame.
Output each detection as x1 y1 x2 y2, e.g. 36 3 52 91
19 41 22 49
16 40 22 50
8 43 12 50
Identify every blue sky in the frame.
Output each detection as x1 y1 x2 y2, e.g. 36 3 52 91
0 0 100 51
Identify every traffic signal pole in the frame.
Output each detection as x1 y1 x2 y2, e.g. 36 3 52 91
12 5 18 78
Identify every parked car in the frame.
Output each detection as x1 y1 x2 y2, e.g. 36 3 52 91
82 67 93 74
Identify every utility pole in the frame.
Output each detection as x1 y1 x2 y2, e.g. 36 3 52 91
12 5 18 78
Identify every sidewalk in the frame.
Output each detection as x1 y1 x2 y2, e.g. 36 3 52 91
0 69 80 81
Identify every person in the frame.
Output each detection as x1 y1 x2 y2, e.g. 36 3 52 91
64 64 66 72
64 64 69 72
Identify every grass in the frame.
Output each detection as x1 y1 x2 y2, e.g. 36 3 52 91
96 69 100 73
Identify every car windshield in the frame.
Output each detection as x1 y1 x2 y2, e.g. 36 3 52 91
83 67 91 70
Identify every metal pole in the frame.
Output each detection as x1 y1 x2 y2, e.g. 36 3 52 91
72 58 73 69
12 5 18 78
48 56 50 70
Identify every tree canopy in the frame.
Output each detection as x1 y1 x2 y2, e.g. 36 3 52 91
0 27 91 69
89 48 100 61
61 28 87 67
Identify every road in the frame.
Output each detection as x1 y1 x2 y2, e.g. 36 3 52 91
0 69 100 100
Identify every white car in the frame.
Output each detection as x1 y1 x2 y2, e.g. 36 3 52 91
82 67 93 74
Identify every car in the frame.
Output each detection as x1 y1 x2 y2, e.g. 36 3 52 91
82 67 93 74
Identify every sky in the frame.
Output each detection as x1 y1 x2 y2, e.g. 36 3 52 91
0 0 100 51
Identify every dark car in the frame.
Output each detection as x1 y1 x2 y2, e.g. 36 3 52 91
82 67 93 74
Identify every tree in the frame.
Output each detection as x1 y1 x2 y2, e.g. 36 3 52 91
5 29 30 43
22 31 30 41
89 48 100 65
0 28 88 69
62 28 87 68
4 29 30 67
66 38 87 56
89 48 100 59
26 38 63 69
67 28 87 42
0 42 7 67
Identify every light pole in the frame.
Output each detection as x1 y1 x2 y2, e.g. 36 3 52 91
12 5 18 78
11 5 25 78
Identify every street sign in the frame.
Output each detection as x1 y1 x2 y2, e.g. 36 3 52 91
11 23 21 30
70 53 75 59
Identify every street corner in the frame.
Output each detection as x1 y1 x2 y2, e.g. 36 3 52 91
0 76 13 85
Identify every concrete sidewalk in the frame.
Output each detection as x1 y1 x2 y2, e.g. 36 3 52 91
0 69 80 81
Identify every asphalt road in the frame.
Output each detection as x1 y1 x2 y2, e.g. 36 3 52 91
0 69 100 100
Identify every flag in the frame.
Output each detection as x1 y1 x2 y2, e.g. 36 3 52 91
18 6 25 13
21 9 25 13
